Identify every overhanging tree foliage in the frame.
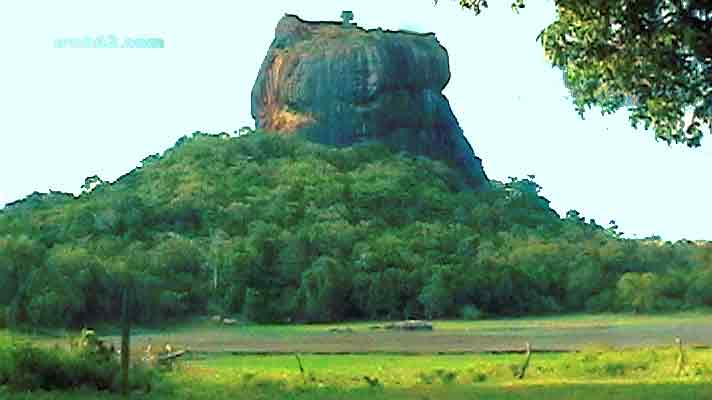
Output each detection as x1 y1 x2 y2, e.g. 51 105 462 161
438 0 712 146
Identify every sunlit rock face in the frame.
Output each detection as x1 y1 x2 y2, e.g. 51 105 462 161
251 14 488 188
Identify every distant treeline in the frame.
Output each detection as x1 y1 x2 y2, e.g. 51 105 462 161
1 132 711 328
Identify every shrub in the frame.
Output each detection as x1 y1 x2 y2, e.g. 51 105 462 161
419 369 459 385
435 369 458 384
7 343 72 390
471 371 487 383
239 371 258 386
601 362 626 377
465 367 487 383
584 361 627 377
460 305 482 320
363 375 381 388
417 371 434 385
691 362 712 377
1 339 154 392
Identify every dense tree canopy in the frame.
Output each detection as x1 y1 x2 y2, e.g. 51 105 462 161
1 131 711 328
439 0 712 146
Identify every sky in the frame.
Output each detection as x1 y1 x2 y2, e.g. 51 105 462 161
1 0 711 241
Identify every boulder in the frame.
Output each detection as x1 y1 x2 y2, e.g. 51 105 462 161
384 320 433 331
329 327 355 333
251 14 489 188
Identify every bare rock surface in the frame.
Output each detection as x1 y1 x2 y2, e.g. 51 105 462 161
252 14 489 188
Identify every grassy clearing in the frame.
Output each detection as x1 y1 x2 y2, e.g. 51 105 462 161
125 311 712 334
80 311 712 355
322 311 712 328
3 313 712 399
76 311 711 335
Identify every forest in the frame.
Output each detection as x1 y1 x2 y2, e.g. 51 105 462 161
1 131 711 328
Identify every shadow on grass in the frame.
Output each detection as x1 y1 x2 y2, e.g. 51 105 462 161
165 381 712 400
6 381 709 400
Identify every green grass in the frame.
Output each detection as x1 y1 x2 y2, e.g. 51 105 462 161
186 347 712 384
323 311 712 331
2 349 712 399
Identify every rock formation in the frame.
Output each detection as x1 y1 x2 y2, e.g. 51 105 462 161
251 14 488 188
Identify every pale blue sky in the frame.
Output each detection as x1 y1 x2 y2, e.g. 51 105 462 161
1 0 710 240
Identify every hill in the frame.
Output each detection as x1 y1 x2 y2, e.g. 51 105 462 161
0 131 711 328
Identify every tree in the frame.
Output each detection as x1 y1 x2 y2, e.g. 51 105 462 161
18 263 81 327
81 175 105 193
685 266 712 306
438 0 712 146
207 229 230 292
419 265 461 319
0 235 46 307
300 257 352 322
151 235 208 317
616 272 660 312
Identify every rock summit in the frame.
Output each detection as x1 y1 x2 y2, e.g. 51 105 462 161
251 14 488 188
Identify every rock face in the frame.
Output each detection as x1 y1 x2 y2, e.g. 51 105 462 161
251 14 488 188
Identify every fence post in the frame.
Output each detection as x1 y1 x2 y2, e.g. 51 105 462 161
516 342 532 380
675 337 687 377
295 353 306 383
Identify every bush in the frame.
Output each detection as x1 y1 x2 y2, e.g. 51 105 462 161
6 343 73 390
583 361 627 377
435 369 458 384
460 305 482 320
470 371 487 383
0 339 154 392
418 369 458 385
601 362 626 377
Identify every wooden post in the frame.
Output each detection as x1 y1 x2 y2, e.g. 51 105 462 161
516 342 532 379
295 354 306 383
121 286 131 397
675 337 687 377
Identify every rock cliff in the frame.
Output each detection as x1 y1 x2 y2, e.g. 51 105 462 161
251 14 488 188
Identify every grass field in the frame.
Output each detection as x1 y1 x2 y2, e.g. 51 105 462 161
3 313 712 399
3 348 712 399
